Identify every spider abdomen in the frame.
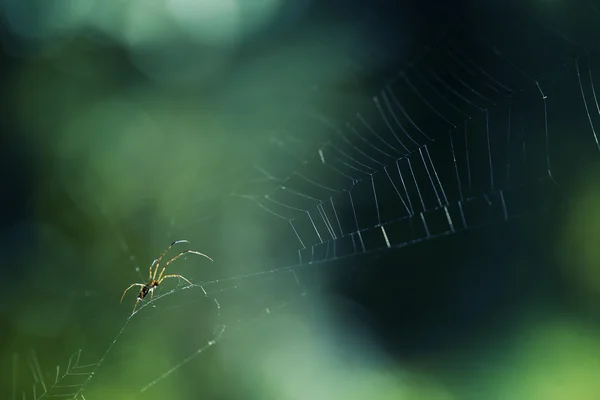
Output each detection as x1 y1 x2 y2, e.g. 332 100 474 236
138 285 151 300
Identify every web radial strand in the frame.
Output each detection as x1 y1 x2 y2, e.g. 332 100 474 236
330 135 381 171
374 94 420 148
504 102 512 188
357 112 408 155
442 38 514 95
330 197 345 237
449 130 464 202
384 84 434 141
424 145 449 205
413 68 473 119
589 60 600 117
346 114 402 158
448 70 496 106
484 109 494 191
418 147 442 207
575 58 600 152
343 122 396 162
383 166 411 216
402 73 457 128
329 151 372 176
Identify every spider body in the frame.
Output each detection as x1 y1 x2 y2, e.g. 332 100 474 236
137 280 158 301
121 240 213 314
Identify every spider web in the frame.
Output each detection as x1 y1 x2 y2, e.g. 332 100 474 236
11 3 600 400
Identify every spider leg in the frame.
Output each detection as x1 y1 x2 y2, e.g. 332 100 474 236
156 250 213 282
131 298 142 314
149 259 158 281
158 274 194 287
152 240 190 280
120 283 146 303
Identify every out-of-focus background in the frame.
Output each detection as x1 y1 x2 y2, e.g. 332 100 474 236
2 0 600 399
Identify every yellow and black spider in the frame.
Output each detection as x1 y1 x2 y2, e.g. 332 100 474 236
120 240 213 314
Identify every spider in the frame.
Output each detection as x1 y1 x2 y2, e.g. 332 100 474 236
120 240 213 314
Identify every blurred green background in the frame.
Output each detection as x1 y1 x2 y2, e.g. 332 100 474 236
2 1 600 399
